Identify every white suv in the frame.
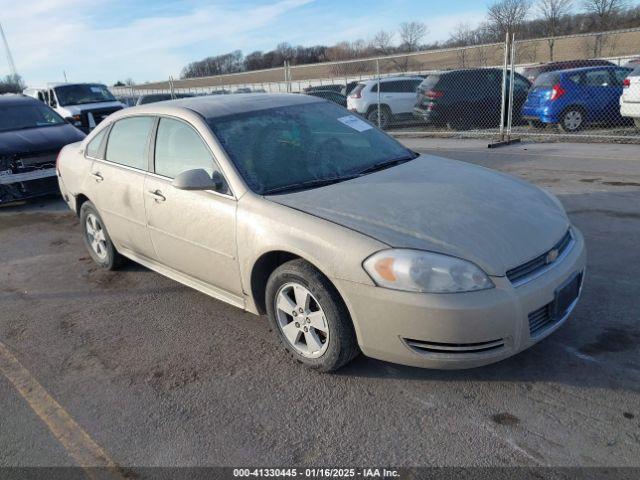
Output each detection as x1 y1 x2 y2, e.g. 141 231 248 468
620 66 640 129
347 76 423 128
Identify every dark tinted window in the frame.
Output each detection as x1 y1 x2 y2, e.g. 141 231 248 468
0 103 65 133
419 75 440 91
154 118 214 178
379 81 398 93
611 68 632 85
584 70 611 87
106 116 154 170
86 128 108 158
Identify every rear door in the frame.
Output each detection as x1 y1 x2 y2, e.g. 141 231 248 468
143 116 243 300
88 116 156 259
582 69 618 122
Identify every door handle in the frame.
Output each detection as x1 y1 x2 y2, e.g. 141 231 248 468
90 172 103 182
147 189 166 202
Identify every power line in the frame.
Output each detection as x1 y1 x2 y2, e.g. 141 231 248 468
0 21 18 78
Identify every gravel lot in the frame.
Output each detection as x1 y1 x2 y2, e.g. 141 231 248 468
0 139 639 472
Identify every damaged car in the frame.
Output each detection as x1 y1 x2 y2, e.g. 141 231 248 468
0 95 85 204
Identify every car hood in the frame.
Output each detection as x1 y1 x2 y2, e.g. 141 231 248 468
0 124 86 156
269 155 569 276
59 101 124 115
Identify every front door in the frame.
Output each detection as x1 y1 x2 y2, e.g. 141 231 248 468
88 116 156 259
143 117 242 298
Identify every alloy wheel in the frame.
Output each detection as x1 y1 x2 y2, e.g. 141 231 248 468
274 282 329 358
85 213 108 260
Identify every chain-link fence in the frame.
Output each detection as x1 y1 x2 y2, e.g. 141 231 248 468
111 26 640 142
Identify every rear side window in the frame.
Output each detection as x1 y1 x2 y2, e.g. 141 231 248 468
379 81 399 93
584 70 610 87
86 128 108 159
534 72 560 88
154 118 214 179
612 68 632 85
105 116 154 170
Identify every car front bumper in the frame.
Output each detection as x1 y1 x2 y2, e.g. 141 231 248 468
335 227 587 369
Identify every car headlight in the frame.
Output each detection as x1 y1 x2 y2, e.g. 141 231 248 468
363 249 494 293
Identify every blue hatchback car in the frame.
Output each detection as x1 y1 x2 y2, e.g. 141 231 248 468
521 65 632 132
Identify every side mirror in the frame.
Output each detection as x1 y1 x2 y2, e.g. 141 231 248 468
172 168 227 193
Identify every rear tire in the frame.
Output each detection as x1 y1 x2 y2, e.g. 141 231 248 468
265 259 359 372
80 201 124 270
558 108 585 133
366 106 390 129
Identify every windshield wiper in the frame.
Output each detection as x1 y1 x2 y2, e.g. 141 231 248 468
263 174 361 195
356 152 419 176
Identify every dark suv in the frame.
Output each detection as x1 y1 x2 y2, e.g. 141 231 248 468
413 69 531 130
522 59 614 83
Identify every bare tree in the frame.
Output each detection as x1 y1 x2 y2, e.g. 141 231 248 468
582 0 628 29
582 0 628 56
538 0 572 59
370 30 395 54
399 21 428 51
487 0 531 38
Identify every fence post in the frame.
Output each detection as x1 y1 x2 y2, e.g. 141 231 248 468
499 32 509 141
376 58 381 128
506 33 516 139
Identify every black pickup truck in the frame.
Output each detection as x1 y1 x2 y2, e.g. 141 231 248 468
0 95 85 204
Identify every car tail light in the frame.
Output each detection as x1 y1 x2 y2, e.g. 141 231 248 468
350 91 362 99
623 78 631 88
550 83 566 100
425 90 444 99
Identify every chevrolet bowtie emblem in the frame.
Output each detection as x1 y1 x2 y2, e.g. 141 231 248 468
546 249 559 264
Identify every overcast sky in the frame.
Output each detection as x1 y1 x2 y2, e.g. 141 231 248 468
0 0 585 86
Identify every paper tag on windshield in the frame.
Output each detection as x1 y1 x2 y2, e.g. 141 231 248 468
337 115 372 132
90 87 102 93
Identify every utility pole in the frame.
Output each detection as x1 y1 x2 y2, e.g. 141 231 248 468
0 21 18 78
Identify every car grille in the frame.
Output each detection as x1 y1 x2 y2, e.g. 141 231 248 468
506 230 573 286
404 337 505 354
528 303 555 336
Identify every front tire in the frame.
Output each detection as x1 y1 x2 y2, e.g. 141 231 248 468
80 201 123 270
265 259 359 372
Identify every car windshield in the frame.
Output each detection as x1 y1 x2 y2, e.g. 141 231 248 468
208 101 416 195
0 103 66 132
54 84 116 106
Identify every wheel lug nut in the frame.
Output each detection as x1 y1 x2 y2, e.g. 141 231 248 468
292 311 297 317
295 322 300 328
298 308 304 313
306 318 310 323
303 326 308 332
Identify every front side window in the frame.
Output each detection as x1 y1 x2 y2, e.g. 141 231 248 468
86 127 108 159
0 103 65 133
208 101 414 195
54 84 116 107
154 118 214 178
105 116 154 170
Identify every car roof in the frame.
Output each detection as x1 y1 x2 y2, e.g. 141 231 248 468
360 76 423 84
121 93 323 119
554 65 627 75
0 94 41 106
